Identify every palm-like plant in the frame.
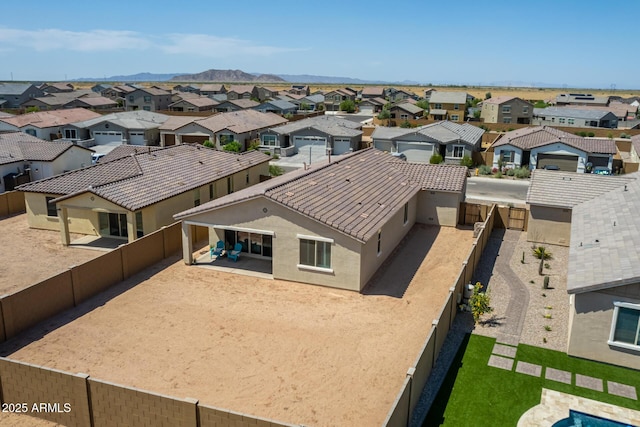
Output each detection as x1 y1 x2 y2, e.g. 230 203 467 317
533 246 552 275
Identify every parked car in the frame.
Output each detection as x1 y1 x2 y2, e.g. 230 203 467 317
593 166 612 175
541 164 560 171
391 152 407 161
91 153 105 164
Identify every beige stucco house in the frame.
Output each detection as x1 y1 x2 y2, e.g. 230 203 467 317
174 148 468 292
428 91 472 123
525 170 634 246
17 145 270 245
481 96 533 124
566 172 640 369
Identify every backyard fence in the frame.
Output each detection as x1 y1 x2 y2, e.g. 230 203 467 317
0 191 25 218
383 204 496 427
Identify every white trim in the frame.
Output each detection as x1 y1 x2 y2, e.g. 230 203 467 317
296 264 334 274
184 221 274 236
296 234 334 243
608 301 640 352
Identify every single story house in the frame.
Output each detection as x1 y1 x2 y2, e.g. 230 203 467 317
372 121 484 164
288 94 325 112
18 145 270 245
481 96 533 124
174 148 468 291
359 97 387 115
215 99 260 113
253 100 297 115
168 97 218 112
525 169 634 246
0 83 45 109
533 107 619 129
73 110 169 146
259 115 363 156
200 84 226 96
492 126 617 172
0 108 101 141
555 93 609 106
40 82 74 93
389 103 425 121
0 132 93 193
566 172 640 369
159 109 287 150
226 85 256 100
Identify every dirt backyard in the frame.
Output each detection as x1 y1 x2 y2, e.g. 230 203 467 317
0 214 103 295
1 225 473 427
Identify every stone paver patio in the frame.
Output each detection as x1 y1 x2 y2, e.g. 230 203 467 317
608 381 638 400
488 354 514 371
492 343 517 358
515 361 542 377
575 374 604 392
545 368 572 385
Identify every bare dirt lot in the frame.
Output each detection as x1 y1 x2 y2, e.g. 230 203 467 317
0 214 104 295
1 225 473 427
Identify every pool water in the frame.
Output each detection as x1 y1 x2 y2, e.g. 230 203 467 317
552 409 637 427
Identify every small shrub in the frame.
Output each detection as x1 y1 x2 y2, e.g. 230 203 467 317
248 140 260 151
533 246 553 260
399 120 412 128
506 168 515 176
460 155 473 168
202 139 215 148
469 282 493 323
429 153 443 164
491 167 498 174
578 131 587 137
479 165 492 175
507 128 515 132
620 133 631 139
222 141 242 152
543 275 550 289
544 325 552 331
587 132 595 137
272 153 280 159
479 124 489 131
514 167 530 179
494 171 503 179
608 132 613 139
543 337 548 343
544 313 552 319
269 164 284 177
529 280 535 284
544 262 551 269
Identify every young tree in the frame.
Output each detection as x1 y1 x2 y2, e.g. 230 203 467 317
202 139 215 148
485 92 492 100
222 141 242 152
269 164 284 177
339 99 356 113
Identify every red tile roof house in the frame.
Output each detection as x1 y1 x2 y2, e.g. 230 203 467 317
0 108 102 141
174 148 468 291
0 131 94 193
17 144 270 245
492 126 617 173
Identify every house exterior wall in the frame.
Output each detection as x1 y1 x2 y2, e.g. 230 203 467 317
126 91 172 112
199 197 364 291
481 99 533 124
444 143 474 164
0 85 45 108
416 191 460 227
492 145 524 169
527 205 572 246
568 288 640 370
428 102 465 122
530 143 587 172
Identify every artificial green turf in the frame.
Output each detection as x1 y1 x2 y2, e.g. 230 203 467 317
424 334 640 426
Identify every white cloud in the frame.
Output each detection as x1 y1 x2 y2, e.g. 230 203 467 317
0 28 150 51
161 33 305 57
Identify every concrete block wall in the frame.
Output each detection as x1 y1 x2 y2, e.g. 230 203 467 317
0 191 26 218
0 358 91 427
199 404 297 427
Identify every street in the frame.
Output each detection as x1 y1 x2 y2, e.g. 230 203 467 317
465 176 530 205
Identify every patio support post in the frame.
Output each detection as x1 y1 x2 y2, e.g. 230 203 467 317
59 206 70 246
126 211 136 243
182 222 193 265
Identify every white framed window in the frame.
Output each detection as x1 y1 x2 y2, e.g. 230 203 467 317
503 117 511 124
452 145 465 158
297 235 332 271
559 117 566 124
451 114 459 121
434 103 442 110
502 105 511 113
568 118 575 125
64 129 77 139
454 104 460 110
193 189 200 207
608 302 640 351
522 107 529 114
501 150 515 163
261 134 278 147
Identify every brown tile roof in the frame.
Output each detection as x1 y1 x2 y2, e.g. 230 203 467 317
99 145 164 163
482 95 520 105
175 149 466 242
361 86 385 96
187 109 287 134
0 108 102 129
18 144 270 211
200 84 225 92
66 96 117 107
227 85 255 94
224 99 259 109
159 115 206 131
0 132 92 165
170 97 218 108
493 126 616 154
133 87 171 96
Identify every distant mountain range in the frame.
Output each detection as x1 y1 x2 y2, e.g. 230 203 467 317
170 69 285 83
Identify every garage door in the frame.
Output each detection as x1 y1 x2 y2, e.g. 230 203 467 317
397 142 433 163
333 138 352 154
373 140 392 152
182 135 209 144
129 132 145 145
93 131 123 145
587 156 609 168
294 136 326 149
164 134 176 146
537 153 578 172
359 105 374 115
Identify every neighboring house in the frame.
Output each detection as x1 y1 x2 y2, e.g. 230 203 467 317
101 85 135 101
289 85 310 96
40 82 74 93
174 148 468 291
18 145 271 245
125 87 172 112
386 88 417 103
525 169 634 246
253 100 297 115
173 84 201 94
98 145 164 163
480 96 533 124
0 108 101 141
552 102 635 123
63 96 118 110
533 107 619 128
255 86 279 101
200 84 227 96
91 84 112 93
168 97 218 112
289 94 325 112
555 93 609 106
361 86 385 99
159 109 287 149
389 103 425 121
492 126 616 172
260 115 363 155
565 172 640 370
427 91 471 122
323 88 357 111
423 88 437 100
226 85 256 100
372 121 484 164
73 110 169 146
0 132 93 193
215 99 259 112
359 97 387 115
631 135 640 163
0 83 45 109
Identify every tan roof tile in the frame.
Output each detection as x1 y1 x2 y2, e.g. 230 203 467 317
0 108 101 129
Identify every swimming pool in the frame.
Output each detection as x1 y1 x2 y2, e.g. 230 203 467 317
552 409 637 427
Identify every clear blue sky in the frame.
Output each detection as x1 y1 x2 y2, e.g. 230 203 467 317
1 0 638 89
